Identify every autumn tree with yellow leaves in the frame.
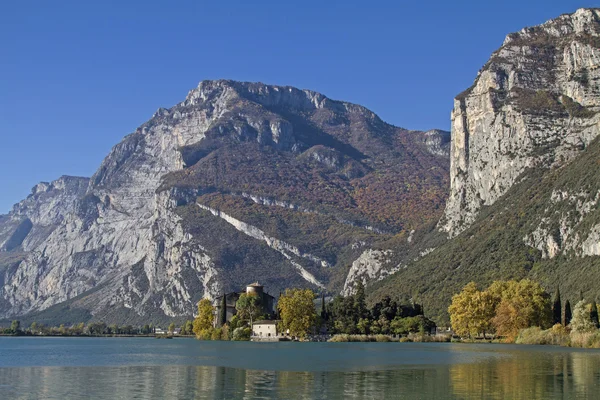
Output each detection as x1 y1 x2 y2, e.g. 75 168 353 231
277 288 317 339
449 279 552 341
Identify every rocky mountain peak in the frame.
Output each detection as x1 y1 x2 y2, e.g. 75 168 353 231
0 79 449 324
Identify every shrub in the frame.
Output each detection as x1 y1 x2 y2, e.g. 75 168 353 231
516 324 570 346
570 331 600 348
374 335 391 342
232 327 251 341
211 328 222 341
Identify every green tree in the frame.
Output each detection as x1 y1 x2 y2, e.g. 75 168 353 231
184 320 193 335
193 298 215 339
219 294 227 327
168 322 176 334
564 300 572 326
571 300 596 333
353 282 367 320
141 324 152 335
552 287 561 325
10 320 21 334
278 288 317 339
232 327 251 341
590 301 599 328
357 318 370 334
236 293 261 327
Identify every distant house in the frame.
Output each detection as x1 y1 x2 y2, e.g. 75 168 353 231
213 282 276 327
252 320 279 338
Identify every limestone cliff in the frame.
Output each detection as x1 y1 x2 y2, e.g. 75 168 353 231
442 8 600 237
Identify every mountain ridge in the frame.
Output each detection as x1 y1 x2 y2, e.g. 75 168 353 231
0 79 449 325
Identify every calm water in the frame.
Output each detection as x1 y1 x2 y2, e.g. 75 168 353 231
1 338 600 399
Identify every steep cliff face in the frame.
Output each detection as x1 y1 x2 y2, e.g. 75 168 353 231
442 8 600 237
369 8 600 323
0 176 89 252
0 80 449 324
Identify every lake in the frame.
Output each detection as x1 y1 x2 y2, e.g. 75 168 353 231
1 338 600 399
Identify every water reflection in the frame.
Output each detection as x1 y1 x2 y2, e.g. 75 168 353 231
450 348 600 399
1 347 600 399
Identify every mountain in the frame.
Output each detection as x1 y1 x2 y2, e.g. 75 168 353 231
0 80 450 325
369 8 600 323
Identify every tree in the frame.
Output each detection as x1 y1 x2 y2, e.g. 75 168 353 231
219 295 227 327
193 298 215 339
564 300 573 326
353 282 367 320
10 320 21 334
448 282 496 338
552 287 561 325
184 320 193 335
590 301 599 328
490 279 551 341
357 318 370 334
168 322 176 334
141 324 152 335
278 288 317 339
571 300 596 333
236 293 261 327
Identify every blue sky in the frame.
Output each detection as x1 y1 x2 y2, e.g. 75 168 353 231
0 0 594 213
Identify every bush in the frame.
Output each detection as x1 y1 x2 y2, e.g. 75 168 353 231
232 327 251 341
515 324 570 346
374 335 391 342
328 334 397 342
399 337 412 343
570 331 600 348
211 328 222 341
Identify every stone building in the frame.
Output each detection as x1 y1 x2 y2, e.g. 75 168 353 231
252 320 279 338
213 282 276 327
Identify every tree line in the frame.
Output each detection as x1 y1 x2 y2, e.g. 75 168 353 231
191 282 437 341
0 321 169 336
449 279 600 345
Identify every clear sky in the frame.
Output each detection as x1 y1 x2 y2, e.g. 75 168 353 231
0 0 594 213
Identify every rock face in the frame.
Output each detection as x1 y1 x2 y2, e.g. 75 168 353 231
0 80 449 323
368 8 600 323
442 8 600 237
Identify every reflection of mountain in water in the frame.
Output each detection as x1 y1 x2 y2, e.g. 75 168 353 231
2 351 600 400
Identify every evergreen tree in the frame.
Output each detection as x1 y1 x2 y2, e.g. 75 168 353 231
552 287 562 325
219 294 227 327
564 299 572 326
354 282 367 320
590 300 599 328
320 293 327 321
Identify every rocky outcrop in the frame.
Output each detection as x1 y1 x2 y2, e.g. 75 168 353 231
341 249 397 296
0 176 89 252
442 8 600 237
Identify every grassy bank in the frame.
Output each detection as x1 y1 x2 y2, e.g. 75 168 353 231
516 325 600 348
328 333 451 343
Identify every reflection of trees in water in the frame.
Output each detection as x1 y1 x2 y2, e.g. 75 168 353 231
449 351 600 399
2 354 600 399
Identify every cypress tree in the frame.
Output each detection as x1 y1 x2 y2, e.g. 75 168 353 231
552 287 562 325
354 282 367 319
590 300 599 328
564 300 572 326
219 294 227 327
321 293 327 321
